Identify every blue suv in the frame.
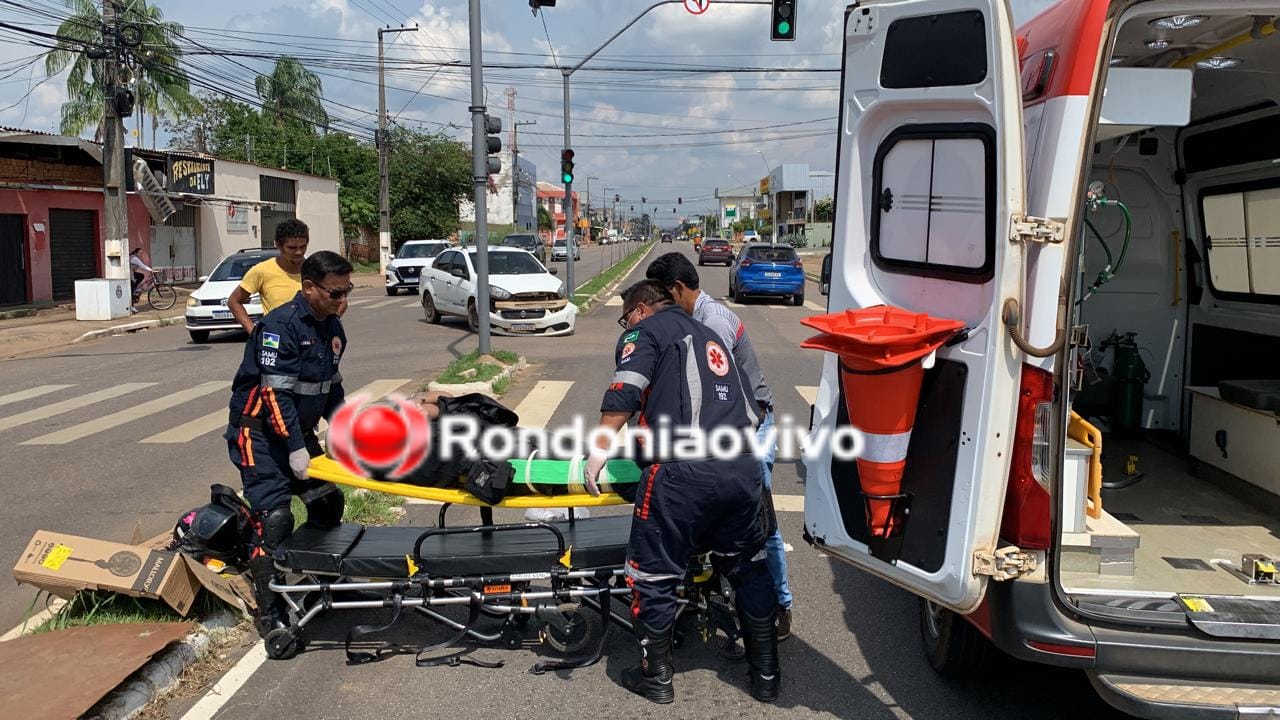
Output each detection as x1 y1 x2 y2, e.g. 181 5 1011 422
729 243 806 306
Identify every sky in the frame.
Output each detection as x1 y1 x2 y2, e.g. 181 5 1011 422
0 0 1057 219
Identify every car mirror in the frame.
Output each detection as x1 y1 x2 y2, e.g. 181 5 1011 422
548 267 559 276
820 253 833 296
198 275 209 283
450 267 466 279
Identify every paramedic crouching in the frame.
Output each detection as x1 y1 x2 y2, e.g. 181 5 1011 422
584 280 780 704
223 250 353 636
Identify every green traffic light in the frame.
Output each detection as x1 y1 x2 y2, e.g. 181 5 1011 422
777 20 791 35
562 172 573 183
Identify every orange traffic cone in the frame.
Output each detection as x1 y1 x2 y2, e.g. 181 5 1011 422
801 307 964 548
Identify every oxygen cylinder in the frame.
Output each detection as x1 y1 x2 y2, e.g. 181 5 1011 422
1112 333 1149 433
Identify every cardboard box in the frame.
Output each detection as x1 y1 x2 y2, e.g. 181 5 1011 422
14 531 197 615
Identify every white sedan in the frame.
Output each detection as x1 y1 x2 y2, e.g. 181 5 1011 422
420 247 575 336
184 248 274 343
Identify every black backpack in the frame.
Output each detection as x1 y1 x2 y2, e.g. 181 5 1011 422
169 484 258 567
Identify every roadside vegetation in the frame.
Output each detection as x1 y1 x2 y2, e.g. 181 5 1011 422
573 242 655 308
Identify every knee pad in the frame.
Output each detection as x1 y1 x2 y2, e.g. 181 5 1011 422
303 484 344 528
259 506 295 552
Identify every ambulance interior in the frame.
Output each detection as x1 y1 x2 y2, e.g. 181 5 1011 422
1060 9 1280 611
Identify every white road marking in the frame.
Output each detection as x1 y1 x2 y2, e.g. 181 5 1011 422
773 494 803 513
0 382 156 433
513 380 574 429
178 643 268 720
803 300 824 311
402 300 420 309
795 385 818 405
364 298 402 310
0 384 74 407
344 297 378 306
22 381 230 445
604 295 623 307
140 409 229 445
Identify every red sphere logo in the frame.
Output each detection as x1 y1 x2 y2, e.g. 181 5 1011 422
328 394 430 480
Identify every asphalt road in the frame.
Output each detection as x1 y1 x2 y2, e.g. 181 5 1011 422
161 244 1127 720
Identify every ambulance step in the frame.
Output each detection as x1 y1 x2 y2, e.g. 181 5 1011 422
1061 509 1140 576
1090 673 1280 719
1176 595 1280 641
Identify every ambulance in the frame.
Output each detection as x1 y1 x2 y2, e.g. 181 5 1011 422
807 0 1280 715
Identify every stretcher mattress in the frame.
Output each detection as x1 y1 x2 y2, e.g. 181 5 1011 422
278 514 634 578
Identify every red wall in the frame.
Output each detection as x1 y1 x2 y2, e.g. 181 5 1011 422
0 188 150 304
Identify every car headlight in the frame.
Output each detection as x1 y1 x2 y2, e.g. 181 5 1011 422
186 297 198 308
556 281 566 298
490 286 511 300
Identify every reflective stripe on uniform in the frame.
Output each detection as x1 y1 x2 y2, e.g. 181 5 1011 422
624 564 682 583
611 370 649 391
859 429 912 464
681 335 702 428
260 375 331 395
296 380 333 395
261 374 298 390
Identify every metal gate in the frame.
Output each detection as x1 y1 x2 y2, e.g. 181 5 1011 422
0 214 27 306
49 208 97 299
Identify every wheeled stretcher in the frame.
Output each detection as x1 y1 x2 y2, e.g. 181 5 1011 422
259 458 746 670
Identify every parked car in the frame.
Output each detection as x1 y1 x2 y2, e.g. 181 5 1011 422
184 248 277 343
697 238 734 266
661 233 673 243
386 239 451 295
729 243 805 305
501 233 547 265
550 238 581 262
420 247 575 336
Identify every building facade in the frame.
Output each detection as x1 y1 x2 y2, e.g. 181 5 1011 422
758 163 835 245
535 181 579 242
458 149 537 234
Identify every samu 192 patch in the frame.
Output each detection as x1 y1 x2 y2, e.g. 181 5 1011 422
713 382 731 402
260 350 278 367
262 332 280 349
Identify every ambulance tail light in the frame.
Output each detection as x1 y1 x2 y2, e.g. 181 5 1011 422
1000 364 1055 550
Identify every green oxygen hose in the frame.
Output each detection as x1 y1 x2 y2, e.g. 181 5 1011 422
1081 198 1133 302
1085 216 1114 268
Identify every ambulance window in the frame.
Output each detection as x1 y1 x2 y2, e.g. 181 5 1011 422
1201 184 1280 299
881 10 987 89
870 125 995 281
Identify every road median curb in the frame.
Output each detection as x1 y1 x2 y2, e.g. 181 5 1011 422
73 315 185 344
575 242 658 314
427 355 528 397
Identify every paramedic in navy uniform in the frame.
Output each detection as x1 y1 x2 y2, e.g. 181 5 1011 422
224 250 353 636
584 280 781 704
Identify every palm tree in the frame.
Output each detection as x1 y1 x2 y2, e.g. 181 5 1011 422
255 57 329 132
44 0 196 141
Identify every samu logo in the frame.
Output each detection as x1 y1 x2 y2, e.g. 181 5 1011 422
328 394 430 479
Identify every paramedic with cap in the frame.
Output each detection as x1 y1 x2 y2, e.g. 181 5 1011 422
224 250 353 636
584 279 781 704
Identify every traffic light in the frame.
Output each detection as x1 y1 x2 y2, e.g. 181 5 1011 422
630 205 635 211
642 196 646 204
484 114 502 174
528 0 556 16
677 197 682 205
771 0 796 41
560 148 575 184
615 194 620 204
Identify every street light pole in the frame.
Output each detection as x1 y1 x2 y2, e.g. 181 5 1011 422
468 0 493 354
378 24 417 281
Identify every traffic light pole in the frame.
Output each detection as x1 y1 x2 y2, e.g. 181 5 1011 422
468 0 493 353
553 0 770 298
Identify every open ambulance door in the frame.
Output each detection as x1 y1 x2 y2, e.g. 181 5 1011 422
804 0 1030 613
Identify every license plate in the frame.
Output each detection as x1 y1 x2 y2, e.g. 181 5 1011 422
764 272 782 278
405 277 419 284
212 310 232 320
511 323 536 332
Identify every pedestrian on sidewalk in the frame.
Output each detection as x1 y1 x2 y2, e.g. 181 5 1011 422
646 251 794 641
228 219 309 334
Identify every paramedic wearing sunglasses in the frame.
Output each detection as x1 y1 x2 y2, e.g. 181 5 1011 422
223 250 354 637
586 280 781 704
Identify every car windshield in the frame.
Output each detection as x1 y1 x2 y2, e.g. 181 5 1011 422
746 246 797 262
209 255 273 282
399 243 446 259
468 251 545 275
503 236 537 249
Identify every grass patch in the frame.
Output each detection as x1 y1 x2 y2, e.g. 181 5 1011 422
572 242 655 308
292 484 404 528
33 589 227 633
491 375 511 395
433 349 519 385
351 259 379 274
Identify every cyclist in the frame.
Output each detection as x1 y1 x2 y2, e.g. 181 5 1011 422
129 248 155 313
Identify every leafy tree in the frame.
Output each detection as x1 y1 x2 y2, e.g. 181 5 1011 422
255 57 329 132
387 126 471 240
537 203 553 232
45 0 195 139
814 196 834 222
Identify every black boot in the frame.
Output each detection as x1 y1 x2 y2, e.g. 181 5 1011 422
620 619 675 704
249 555 286 637
739 608 780 702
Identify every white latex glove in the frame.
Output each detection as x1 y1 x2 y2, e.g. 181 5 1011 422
583 451 608 497
289 448 311 480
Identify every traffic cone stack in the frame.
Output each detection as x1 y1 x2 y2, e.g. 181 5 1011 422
801 306 964 555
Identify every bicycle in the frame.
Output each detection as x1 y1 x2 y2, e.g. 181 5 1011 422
133 273 178 311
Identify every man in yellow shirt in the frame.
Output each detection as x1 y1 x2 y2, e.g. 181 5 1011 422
228 219 309 334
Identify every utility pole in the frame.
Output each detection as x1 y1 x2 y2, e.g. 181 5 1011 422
467 0 493 354
377 24 417 280
101 0 129 284
511 120 535 231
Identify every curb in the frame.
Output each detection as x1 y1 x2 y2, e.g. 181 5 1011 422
427 356 528 397
73 315 185 343
575 242 658 314
0 308 37 321
85 610 241 720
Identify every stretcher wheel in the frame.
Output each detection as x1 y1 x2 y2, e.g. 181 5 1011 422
543 610 601 655
265 627 305 660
